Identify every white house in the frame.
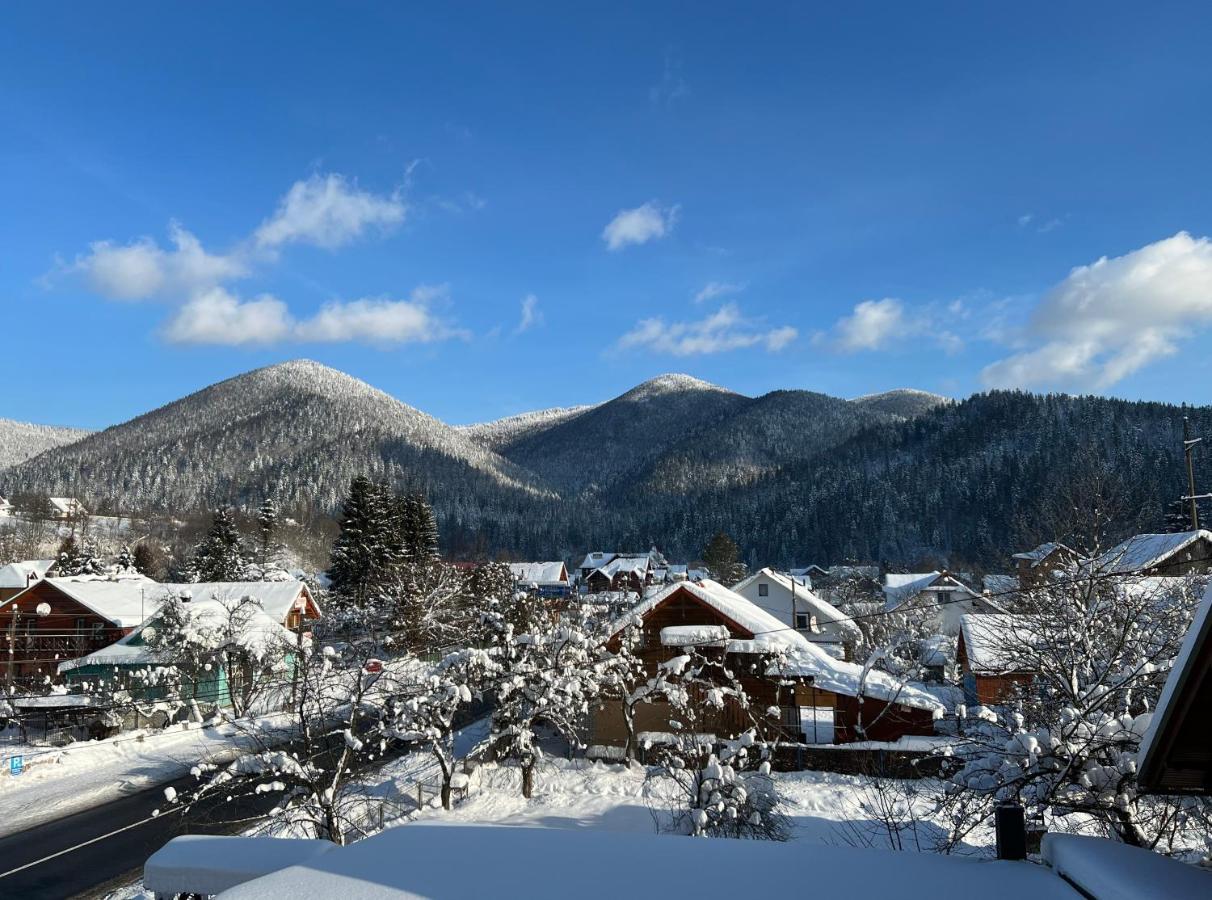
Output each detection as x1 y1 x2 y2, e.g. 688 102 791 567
732 567 861 658
882 570 1002 635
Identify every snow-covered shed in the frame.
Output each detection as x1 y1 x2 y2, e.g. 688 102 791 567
1092 530 1212 577
48 496 87 519
732 567 861 657
595 579 941 748
883 570 1001 635
956 614 1039 706
1137 584 1212 795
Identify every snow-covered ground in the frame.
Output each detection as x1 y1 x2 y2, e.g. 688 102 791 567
0 714 293 838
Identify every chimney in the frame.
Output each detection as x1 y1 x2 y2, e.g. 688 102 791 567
995 803 1027 860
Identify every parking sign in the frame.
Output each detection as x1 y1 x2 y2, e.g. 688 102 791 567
8 755 23 776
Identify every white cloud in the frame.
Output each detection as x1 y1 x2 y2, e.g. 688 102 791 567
163 287 293 345
982 232 1212 390
618 303 797 356
602 201 679 251
826 297 962 354
694 281 743 304
514 294 542 334
77 222 248 301
295 288 465 345
1018 213 1034 228
254 173 406 250
163 285 465 347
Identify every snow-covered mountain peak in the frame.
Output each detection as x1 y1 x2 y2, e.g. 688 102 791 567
849 388 951 418
621 373 736 402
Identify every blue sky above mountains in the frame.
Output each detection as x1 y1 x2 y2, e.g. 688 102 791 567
4 2 1212 428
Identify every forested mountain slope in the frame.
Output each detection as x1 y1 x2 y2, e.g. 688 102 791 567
0 419 90 470
0 361 554 543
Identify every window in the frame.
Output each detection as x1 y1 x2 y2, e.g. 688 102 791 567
757 582 769 597
795 612 810 630
936 590 953 604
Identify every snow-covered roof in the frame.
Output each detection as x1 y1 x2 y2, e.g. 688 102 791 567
1041 832 1210 900
218 825 1081 900
1137 581 1212 793
48 497 85 514
593 555 649 579
959 614 1039 675
733 568 861 640
1012 541 1070 565
612 580 942 713
145 835 338 899
982 573 1020 596
577 551 614 571
659 624 729 647
0 558 55 588
32 579 312 629
1092 530 1212 576
59 592 300 673
882 571 978 611
507 562 568 585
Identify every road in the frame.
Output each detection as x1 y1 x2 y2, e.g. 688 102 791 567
0 770 278 898
0 711 491 898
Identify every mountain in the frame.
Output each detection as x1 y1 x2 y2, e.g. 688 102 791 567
5 363 1202 570
1 361 554 544
851 388 951 418
0 419 91 470
495 374 750 495
457 405 595 452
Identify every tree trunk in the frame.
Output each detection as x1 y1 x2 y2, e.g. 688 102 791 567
441 778 452 810
1111 806 1144 847
522 761 534 798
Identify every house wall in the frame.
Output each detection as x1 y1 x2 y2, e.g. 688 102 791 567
0 581 129 684
733 578 854 648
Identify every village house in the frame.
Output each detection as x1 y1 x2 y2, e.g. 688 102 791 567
956 614 1038 706
48 496 87 519
583 555 653 594
1092 530 1212 577
58 581 321 710
731 567 862 659
590 579 942 749
882 570 1002 635
1 577 318 686
1012 541 1081 587
507 561 571 598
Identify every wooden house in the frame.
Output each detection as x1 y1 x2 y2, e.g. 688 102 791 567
956 614 1037 706
591 580 941 750
3 578 318 687
1012 542 1081 587
1092 530 1212 577
585 555 652 594
0 558 56 604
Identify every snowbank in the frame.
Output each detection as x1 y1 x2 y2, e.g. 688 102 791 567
1042 833 1210 900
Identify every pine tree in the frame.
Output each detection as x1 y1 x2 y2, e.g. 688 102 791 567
133 542 167 580
701 531 747 586
191 507 248 582
114 544 138 575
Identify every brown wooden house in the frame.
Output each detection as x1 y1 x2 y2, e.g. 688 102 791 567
1093 530 1212 577
1011 542 1081 587
592 580 941 750
957 614 1037 706
2 578 320 688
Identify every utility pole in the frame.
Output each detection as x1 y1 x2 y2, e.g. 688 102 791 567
6 605 18 691
1184 417 1202 531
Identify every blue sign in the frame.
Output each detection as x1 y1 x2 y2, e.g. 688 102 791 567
8 755 23 776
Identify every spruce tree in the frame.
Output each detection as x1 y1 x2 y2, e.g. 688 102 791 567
701 531 747 586
328 476 391 607
133 542 167 580
256 496 281 564
191 507 248 582
56 535 103 577
114 544 137 575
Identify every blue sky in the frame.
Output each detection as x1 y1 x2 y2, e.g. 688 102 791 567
4 2 1212 429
